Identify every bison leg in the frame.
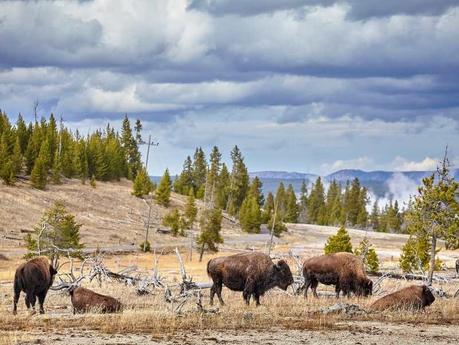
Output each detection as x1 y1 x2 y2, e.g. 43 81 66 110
253 291 261 306
13 291 20 315
216 283 225 306
29 293 37 313
243 279 256 305
209 284 216 306
335 284 341 298
38 292 46 314
311 280 319 298
303 278 312 299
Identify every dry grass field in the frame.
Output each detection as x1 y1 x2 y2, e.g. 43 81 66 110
0 251 458 345
1 179 458 344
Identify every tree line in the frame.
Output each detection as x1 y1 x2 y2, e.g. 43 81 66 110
0 111 144 189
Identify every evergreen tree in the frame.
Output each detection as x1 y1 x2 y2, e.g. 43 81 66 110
30 156 47 190
399 234 432 273
11 136 23 177
249 177 264 207
268 217 288 237
262 191 275 224
121 115 142 179
174 156 193 195
51 150 62 184
298 180 309 223
324 226 353 254
206 146 222 203
227 146 249 216
184 190 198 228
216 163 230 210
308 177 326 224
132 167 153 197
0 132 14 185
325 180 340 225
155 168 171 207
15 114 29 154
24 201 83 258
192 147 207 198
403 151 457 283
274 182 287 221
354 238 380 273
197 207 223 261
239 195 262 233
162 209 186 236
370 201 380 230
284 184 299 223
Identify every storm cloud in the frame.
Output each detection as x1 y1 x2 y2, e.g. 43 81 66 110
0 0 458 175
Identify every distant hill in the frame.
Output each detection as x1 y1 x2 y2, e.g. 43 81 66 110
249 168 459 198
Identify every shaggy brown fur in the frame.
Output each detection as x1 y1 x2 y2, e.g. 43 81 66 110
70 287 122 313
13 257 58 315
302 252 373 298
207 252 294 305
370 285 435 311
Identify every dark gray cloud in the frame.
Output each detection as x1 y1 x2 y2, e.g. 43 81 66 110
0 0 458 175
188 0 458 19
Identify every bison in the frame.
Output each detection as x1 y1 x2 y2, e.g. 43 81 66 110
207 252 294 306
13 256 58 315
302 252 373 298
370 285 435 311
70 287 122 313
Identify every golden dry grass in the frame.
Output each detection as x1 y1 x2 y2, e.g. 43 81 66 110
0 251 457 341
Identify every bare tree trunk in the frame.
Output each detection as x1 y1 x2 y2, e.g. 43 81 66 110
199 244 205 262
427 233 437 285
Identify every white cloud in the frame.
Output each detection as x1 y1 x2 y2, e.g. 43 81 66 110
319 156 374 174
392 156 439 171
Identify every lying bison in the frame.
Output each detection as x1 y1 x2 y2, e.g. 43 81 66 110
13 256 58 315
370 285 435 311
207 252 294 306
70 287 122 313
302 252 373 298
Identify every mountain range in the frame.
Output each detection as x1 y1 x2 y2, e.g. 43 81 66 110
249 169 459 199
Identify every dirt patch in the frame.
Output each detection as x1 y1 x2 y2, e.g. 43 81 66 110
11 322 459 345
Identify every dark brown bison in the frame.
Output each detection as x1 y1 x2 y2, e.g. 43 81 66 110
13 256 58 315
207 252 294 306
70 287 122 313
371 285 435 311
302 252 373 298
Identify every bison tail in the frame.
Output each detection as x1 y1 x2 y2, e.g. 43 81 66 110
206 259 213 277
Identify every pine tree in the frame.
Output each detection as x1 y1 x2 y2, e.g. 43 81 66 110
239 195 262 233
249 177 264 207
324 226 353 254
184 190 198 228
262 191 274 224
162 209 186 236
308 177 326 224
121 115 142 179
274 182 286 221
268 217 288 237
132 167 153 197
325 180 340 225
0 132 14 185
174 156 193 195
11 136 23 177
197 207 223 261
227 145 249 216
155 168 171 207
298 180 308 223
284 184 298 223
51 150 62 184
370 201 380 230
192 147 207 198
354 238 380 273
30 157 47 190
216 163 230 210
206 146 222 203
405 149 458 283
24 201 83 258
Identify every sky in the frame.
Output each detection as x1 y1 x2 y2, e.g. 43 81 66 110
0 0 458 176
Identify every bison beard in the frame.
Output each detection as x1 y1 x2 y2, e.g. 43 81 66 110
70 287 122 314
13 257 58 315
370 285 435 311
207 252 294 306
302 252 373 298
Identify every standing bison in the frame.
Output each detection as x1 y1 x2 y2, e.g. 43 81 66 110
13 256 58 315
302 252 373 298
70 287 122 313
370 285 435 311
207 252 294 306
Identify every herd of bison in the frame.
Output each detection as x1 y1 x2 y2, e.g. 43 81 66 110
12 252 435 316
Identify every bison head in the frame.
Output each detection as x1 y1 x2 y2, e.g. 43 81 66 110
355 278 373 297
273 260 294 290
422 285 435 307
